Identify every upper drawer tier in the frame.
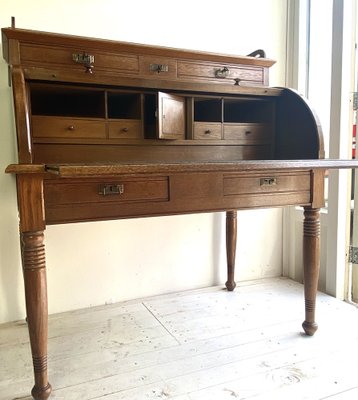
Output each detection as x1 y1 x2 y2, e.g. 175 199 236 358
2 27 275 88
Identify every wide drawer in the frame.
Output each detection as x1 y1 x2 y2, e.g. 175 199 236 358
193 122 222 140
32 116 106 139
108 120 142 139
223 123 273 142
44 176 169 205
223 171 311 195
20 43 140 74
178 60 264 85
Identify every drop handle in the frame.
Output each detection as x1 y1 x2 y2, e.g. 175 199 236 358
99 184 124 196
260 177 277 186
72 52 95 73
215 67 230 78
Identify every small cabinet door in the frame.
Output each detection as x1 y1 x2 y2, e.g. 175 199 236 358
158 92 185 139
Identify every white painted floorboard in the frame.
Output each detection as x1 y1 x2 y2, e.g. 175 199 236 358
1 278 358 400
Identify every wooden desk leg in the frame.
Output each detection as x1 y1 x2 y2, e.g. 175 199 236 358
302 207 320 336
17 174 52 400
225 210 237 291
22 231 52 400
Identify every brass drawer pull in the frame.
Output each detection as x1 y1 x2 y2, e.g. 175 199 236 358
260 177 277 186
99 184 124 196
150 63 169 73
215 66 230 78
72 52 95 73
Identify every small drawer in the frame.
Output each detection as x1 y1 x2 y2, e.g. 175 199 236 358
44 177 169 205
178 61 264 84
194 123 222 140
32 116 106 139
223 171 311 196
223 123 273 141
139 56 177 79
20 43 140 74
108 120 142 139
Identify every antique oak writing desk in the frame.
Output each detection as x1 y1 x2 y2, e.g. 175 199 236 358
2 26 357 399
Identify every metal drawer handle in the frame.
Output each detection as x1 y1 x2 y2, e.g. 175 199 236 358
67 125 75 131
260 177 277 186
215 67 230 78
150 64 169 73
72 52 95 73
121 127 129 132
99 184 124 196
204 129 211 134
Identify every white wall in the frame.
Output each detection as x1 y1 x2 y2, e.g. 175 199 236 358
0 0 288 323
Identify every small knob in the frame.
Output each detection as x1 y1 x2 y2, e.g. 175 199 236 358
204 130 211 134
68 125 75 131
245 130 252 135
122 127 129 132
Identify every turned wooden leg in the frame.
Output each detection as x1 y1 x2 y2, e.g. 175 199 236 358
225 210 237 291
22 231 52 400
16 174 51 400
302 207 320 336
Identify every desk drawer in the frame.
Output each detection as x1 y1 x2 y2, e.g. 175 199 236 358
32 116 106 139
193 122 222 140
20 43 140 74
108 120 142 139
224 171 311 195
223 123 273 142
178 60 264 84
45 177 169 205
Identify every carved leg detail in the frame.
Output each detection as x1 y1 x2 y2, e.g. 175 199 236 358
226 210 237 291
22 231 52 400
302 207 320 336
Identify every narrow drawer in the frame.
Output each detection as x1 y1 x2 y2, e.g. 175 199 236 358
20 43 140 74
44 177 169 205
32 116 106 139
178 61 264 84
139 56 177 79
108 120 142 139
194 122 222 140
224 171 311 195
223 123 273 142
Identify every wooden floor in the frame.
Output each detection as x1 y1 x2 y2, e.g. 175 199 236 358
1 278 358 400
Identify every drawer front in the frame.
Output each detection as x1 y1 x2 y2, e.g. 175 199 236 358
223 123 273 142
45 177 169 205
178 61 264 84
32 116 106 139
194 122 222 140
224 172 311 195
20 43 140 74
139 56 177 79
108 120 142 139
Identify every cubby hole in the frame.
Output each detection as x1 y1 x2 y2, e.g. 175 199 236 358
107 92 141 119
30 84 105 118
194 98 222 122
224 98 274 123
